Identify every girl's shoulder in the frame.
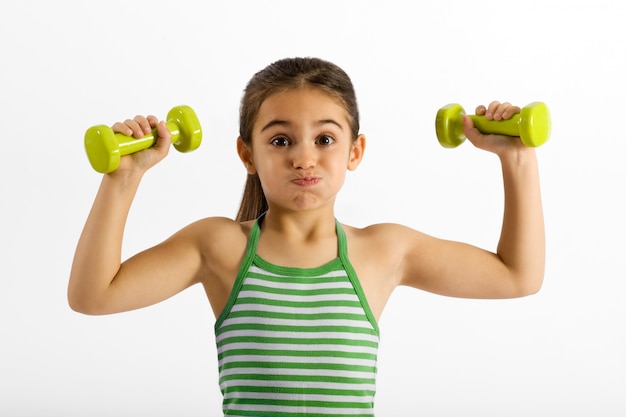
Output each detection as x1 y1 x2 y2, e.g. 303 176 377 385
340 221 429 243
181 216 254 244
340 221 438 262
182 216 255 280
168 216 254 263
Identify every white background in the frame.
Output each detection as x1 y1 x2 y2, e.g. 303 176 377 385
2 0 625 415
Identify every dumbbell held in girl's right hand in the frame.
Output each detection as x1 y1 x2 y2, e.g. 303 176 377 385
84 105 202 173
435 102 551 149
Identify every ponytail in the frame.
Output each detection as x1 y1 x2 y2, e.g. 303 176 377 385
236 173 267 222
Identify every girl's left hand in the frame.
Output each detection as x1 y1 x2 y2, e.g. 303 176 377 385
462 101 523 155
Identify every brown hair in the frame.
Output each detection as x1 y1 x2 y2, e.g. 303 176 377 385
235 57 361 222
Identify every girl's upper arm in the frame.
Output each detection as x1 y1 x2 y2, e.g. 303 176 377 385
90 217 236 315
395 225 528 299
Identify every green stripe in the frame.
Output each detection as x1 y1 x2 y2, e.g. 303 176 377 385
226 310 370 322
221 361 376 373
224 385 375 397
217 336 378 349
220 373 376 385
234 297 362 309
223 397 373 409
219 348 376 360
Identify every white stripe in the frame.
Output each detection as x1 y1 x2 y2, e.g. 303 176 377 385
224 391 373 403
216 329 379 344
220 366 374 380
221 316 372 329
217 342 378 355
230 303 365 316
238 290 358 303
221 378 376 392
244 277 352 291
249 265 348 278
219 354 376 368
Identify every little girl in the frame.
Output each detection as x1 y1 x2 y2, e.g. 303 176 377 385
69 57 545 416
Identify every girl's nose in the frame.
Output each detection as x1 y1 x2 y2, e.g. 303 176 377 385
292 143 316 169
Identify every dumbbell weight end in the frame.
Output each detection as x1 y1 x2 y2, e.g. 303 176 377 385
435 104 466 148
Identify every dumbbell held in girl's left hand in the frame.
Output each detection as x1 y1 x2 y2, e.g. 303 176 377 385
435 101 551 148
84 105 202 173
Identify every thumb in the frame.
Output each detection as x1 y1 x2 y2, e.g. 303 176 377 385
154 121 172 151
461 114 483 144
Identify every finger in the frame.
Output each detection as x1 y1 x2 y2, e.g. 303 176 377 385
121 118 146 138
475 104 487 116
111 121 133 136
485 101 501 120
112 119 143 137
491 101 512 121
500 104 521 120
146 115 159 130
134 115 154 135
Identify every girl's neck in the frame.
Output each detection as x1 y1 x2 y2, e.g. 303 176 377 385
261 207 337 243
255 207 340 268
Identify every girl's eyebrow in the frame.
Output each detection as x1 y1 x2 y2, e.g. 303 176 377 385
318 119 344 130
260 119 344 132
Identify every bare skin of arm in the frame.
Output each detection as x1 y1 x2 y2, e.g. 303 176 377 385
68 117 246 316
68 117 190 314
351 102 545 320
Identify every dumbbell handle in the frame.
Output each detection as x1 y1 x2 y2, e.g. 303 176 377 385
92 120 185 156
470 113 524 138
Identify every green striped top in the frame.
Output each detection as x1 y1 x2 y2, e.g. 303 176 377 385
214 216 380 416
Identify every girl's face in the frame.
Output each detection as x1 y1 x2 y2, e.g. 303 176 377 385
238 87 365 213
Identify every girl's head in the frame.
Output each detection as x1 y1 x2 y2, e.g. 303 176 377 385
236 57 361 222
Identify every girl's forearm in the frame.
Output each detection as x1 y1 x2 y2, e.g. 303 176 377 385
68 171 144 313
497 148 545 295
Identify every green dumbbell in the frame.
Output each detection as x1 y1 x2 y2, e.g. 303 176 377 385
84 105 202 173
435 102 551 148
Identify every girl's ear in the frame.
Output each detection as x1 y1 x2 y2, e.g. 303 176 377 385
348 134 366 171
237 137 256 174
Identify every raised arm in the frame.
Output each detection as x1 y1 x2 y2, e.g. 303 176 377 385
68 116 203 314
398 101 545 299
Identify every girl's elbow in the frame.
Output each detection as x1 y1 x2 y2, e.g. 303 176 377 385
67 287 109 316
67 294 97 315
515 273 544 297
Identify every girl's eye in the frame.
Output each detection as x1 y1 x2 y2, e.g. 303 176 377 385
270 136 290 147
316 134 335 146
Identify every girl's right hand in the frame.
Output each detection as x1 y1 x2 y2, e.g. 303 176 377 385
461 101 522 154
110 115 173 174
